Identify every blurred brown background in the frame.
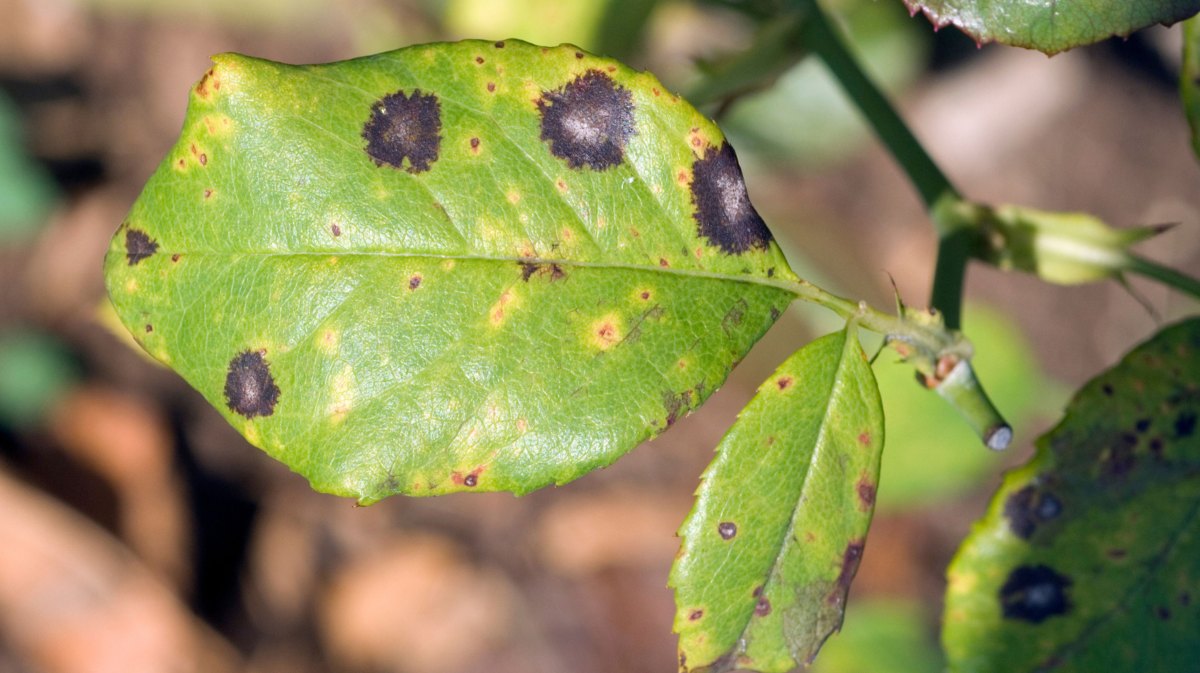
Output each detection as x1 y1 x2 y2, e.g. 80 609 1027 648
1 1 1198 672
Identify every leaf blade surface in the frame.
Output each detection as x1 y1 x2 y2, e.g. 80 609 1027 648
671 325 885 672
103 40 797 502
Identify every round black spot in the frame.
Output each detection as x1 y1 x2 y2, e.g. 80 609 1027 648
538 70 635 170
125 228 159 265
717 522 737 540
224 350 280 419
1000 565 1072 623
690 142 772 255
362 89 442 173
464 474 478 487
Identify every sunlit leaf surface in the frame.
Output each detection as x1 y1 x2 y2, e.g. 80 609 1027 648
671 326 884 672
944 318 1200 672
103 40 798 503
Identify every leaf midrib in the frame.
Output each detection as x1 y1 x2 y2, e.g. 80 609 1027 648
155 250 805 296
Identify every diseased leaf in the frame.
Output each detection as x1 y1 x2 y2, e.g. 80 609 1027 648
671 325 884 672
102 40 798 503
943 318 1200 673
904 0 1200 54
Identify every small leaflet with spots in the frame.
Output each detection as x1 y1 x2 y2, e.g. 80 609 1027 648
671 325 884 673
101 40 798 504
944 318 1200 673
905 0 1198 54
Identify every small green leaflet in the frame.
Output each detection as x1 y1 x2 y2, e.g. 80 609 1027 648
943 318 1200 672
903 0 1200 54
671 325 885 672
103 40 798 503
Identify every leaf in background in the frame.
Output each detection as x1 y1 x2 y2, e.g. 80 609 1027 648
904 0 1200 55
724 0 927 167
1183 16 1200 160
874 304 1062 511
0 92 56 243
671 325 884 672
943 318 1200 673
103 40 798 503
0 330 78 429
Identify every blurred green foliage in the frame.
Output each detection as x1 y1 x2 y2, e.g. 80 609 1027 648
0 92 55 243
0 330 77 429
812 599 944 673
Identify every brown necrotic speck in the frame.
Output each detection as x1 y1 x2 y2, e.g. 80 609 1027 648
199 153 207 165
856 478 876 511
171 254 180 263
331 224 342 237
494 40 505 48
690 142 773 255
409 275 422 290
224 350 280 419
537 70 635 170
475 56 484 64
125 228 159 265
754 597 771 617
464 474 478 487
487 82 496 93
688 609 703 621
776 376 793 390
144 324 153 333
575 51 584 59
717 522 737 540
362 89 442 173
470 137 480 150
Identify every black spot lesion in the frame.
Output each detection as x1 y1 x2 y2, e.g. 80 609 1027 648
537 70 635 170
125 228 160 265
224 350 280 419
519 261 566 282
690 142 773 255
1000 564 1072 623
1003 485 1063 539
362 89 442 173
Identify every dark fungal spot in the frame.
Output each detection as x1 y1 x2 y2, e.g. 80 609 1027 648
856 477 876 511
1004 485 1063 539
575 51 584 59
688 609 703 621
464 474 478 487
171 253 180 263
224 350 280 419
519 261 566 282
362 89 442 173
754 597 771 617
537 70 635 170
1135 417 1152 433
1000 565 1072 623
721 298 747 334
486 82 496 93
409 274 422 290
690 143 773 255
1157 606 1171 620
470 137 480 150
125 228 159 266
494 40 505 48
1102 383 1115 396
776 376 793 391
1176 411 1196 438
664 389 693 428
717 522 737 540
144 324 153 333
1103 433 1138 477
475 56 484 64
832 540 865 601
331 224 341 237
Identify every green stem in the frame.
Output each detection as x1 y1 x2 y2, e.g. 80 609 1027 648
1128 254 1200 300
796 0 971 328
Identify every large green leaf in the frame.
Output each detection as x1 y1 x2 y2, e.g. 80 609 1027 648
671 325 884 672
103 40 798 503
903 0 1200 54
943 318 1200 672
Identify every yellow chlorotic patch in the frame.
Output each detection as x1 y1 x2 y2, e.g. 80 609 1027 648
589 313 623 351
318 328 340 355
124 278 139 293
489 288 520 327
506 190 521 204
441 259 456 271
328 364 356 424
